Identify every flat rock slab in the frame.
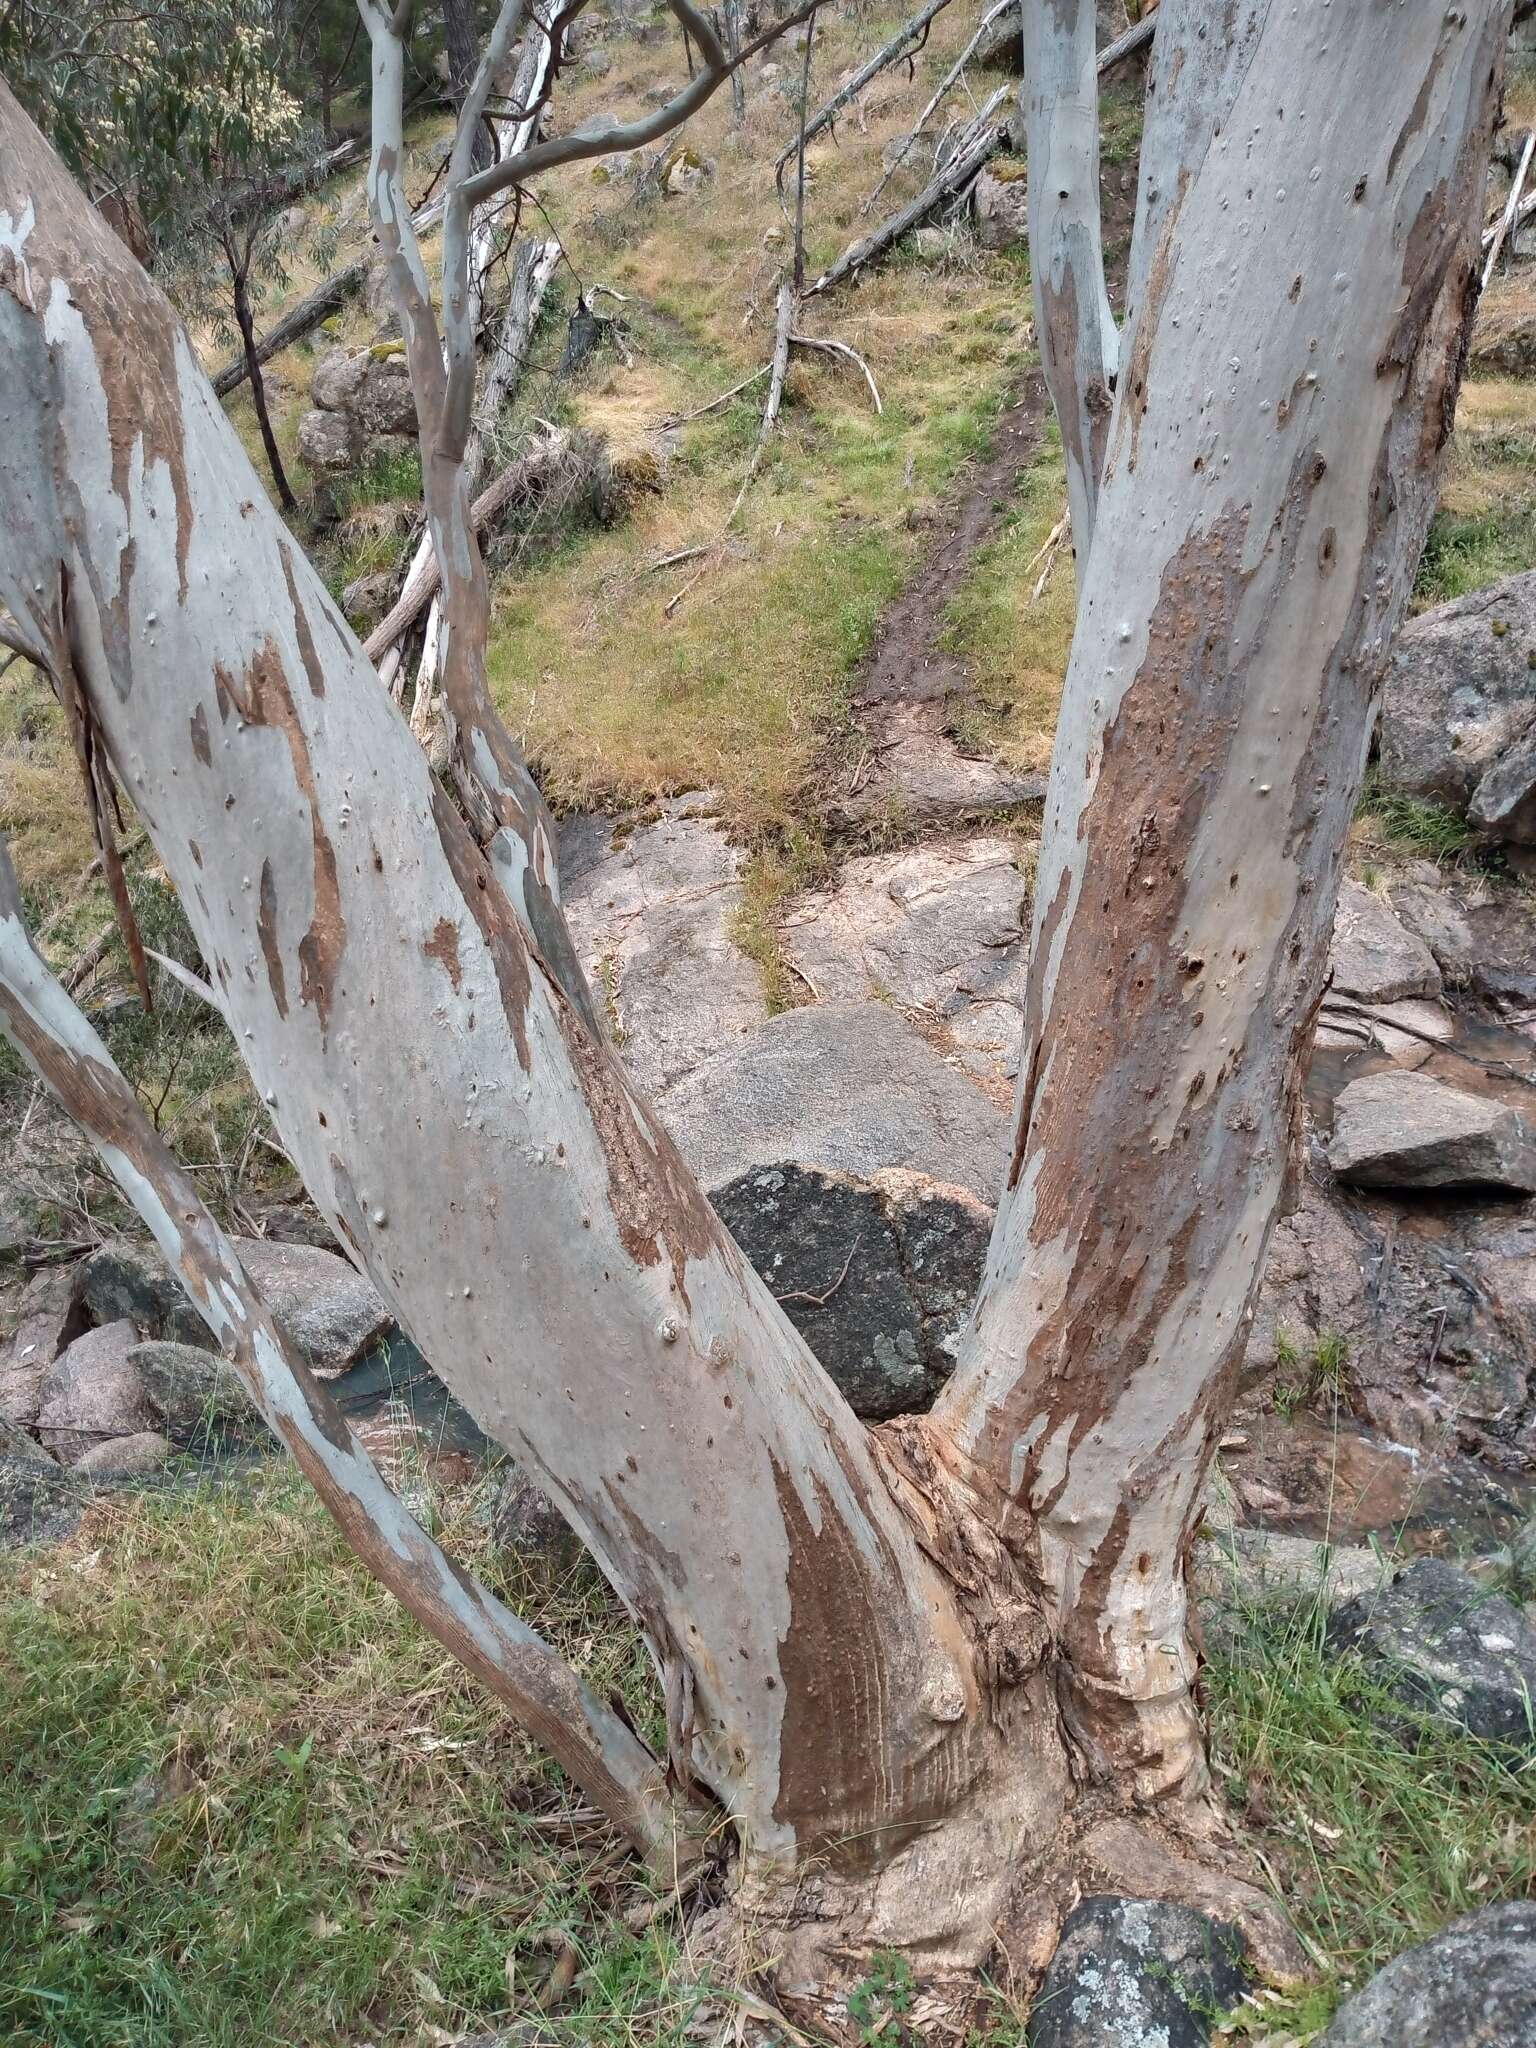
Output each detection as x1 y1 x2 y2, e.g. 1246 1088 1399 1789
657 999 1010 1203
710 1164 991 1418
0 1450 82 1548
1030 1896 1249 2048
1328 880 1441 1004
1378 571 1536 829
560 795 766 1097
1328 1069 1536 1191
0 1265 87 1429
1328 1557 1536 1747
80 1236 390 1373
781 836 1029 1086
1319 1901 1536 2046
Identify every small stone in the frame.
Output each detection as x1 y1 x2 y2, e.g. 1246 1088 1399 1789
36 1321 154 1463
0 1449 82 1548
489 1465 583 1575
74 1430 174 1478
1030 1896 1249 2048
1328 1557 1536 1746
581 45 611 74
342 569 397 632
972 158 1029 250
298 408 365 473
1328 1070 1536 1193
1319 1901 1536 2045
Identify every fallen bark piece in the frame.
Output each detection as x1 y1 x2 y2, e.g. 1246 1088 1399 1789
1328 1069 1536 1192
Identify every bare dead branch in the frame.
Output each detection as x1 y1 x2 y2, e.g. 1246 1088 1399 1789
788 331 883 412
805 85 1009 297
774 0 955 183
1484 130 1534 285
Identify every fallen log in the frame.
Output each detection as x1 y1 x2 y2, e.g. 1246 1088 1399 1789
364 429 573 662
804 86 1010 297
774 0 954 182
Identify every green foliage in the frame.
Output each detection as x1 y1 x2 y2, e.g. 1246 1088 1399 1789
1415 498 1536 606
847 1950 916 2040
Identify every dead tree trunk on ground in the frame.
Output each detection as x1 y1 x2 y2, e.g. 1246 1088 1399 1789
0 0 1510 2018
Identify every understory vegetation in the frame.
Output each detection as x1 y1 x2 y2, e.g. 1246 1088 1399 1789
4 1471 1534 2047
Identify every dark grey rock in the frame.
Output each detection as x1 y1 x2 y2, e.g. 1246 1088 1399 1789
1469 722 1536 846
1328 1557 1536 1746
74 1430 174 1477
714 1167 922 1417
1319 1901 1536 2045
128 1341 260 1449
1378 573 1536 821
973 160 1029 250
489 1465 584 1575
79 1239 204 1341
341 569 396 632
353 356 417 436
1030 1896 1248 2048
36 1321 154 1463
659 1000 1010 1204
0 1449 82 1547
1328 1071 1536 1193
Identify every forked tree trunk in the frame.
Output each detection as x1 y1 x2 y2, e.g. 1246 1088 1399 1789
0 0 1509 2014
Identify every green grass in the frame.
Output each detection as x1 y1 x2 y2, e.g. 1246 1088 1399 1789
0 1467 709 2048
1205 1596 1536 2038
6 1472 1536 2045
1415 500 1536 607
1354 773 1477 862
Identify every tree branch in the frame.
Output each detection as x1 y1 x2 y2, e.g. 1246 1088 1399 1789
774 0 954 182
0 839 683 1859
1020 0 1118 559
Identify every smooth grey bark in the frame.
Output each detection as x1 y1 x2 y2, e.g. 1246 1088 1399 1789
937 0 1511 1799
1020 0 1118 556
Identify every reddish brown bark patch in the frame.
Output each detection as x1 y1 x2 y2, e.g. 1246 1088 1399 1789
423 916 463 991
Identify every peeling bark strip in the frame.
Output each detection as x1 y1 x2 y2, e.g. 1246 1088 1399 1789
0 841 676 1854
0 80 984 1882
939 0 1510 1799
1020 0 1119 559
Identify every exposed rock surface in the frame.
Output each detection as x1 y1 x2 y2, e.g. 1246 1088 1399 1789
1319 1901 1536 2046
298 406 364 472
711 1164 991 1418
310 343 368 412
0 1265 87 1427
1328 880 1442 1003
1328 1557 1536 1745
560 795 765 1098
1328 1070 1536 1192
129 1341 258 1449
1378 572 1536 840
660 1000 1010 1204
781 836 1029 1089
74 1431 174 1478
36 1321 154 1463
1390 875 1479 987
1030 1896 1248 2048
972 160 1029 249
488 1464 584 1576
1194 1526 1386 1647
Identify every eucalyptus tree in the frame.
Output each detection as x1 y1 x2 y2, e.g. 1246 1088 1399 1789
0 0 1513 2025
